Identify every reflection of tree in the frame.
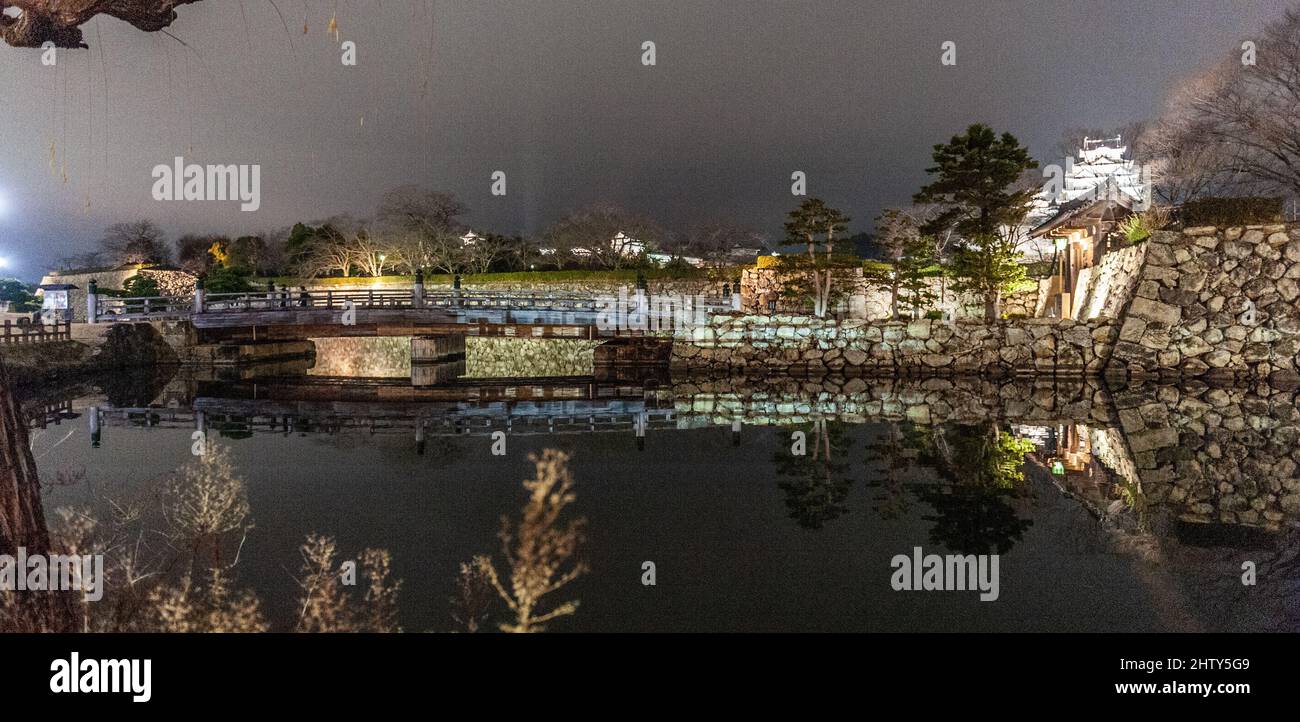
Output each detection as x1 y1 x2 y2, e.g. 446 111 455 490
772 419 854 530
864 422 936 519
915 485 1032 555
913 424 1035 555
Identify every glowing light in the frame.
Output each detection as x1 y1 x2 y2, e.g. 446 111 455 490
0 257 9 269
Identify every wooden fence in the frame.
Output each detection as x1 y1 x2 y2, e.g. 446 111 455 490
0 320 72 345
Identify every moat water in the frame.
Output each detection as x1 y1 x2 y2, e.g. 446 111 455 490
19 341 1300 632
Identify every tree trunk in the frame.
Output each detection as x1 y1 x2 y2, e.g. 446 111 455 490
0 358 78 631
984 292 1000 323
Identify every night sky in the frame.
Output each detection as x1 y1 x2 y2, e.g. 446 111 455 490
0 0 1292 279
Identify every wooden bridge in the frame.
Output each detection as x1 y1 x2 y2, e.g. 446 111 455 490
89 285 737 342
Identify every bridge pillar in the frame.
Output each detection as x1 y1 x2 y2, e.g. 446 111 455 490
413 269 425 308
411 334 466 363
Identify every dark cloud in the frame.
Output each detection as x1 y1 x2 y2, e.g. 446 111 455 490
0 0 1290 278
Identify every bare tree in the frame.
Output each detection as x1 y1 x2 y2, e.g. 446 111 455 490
174 234 220 275
101 220 170 265
376 186 467 236
544 205 662 269
868 208 920 320
1162 9 1300 201
463 233 516 275
681 221 765 268
296 223 358 278
1141 69 1263 204
348 231 391 277
55 251 103 271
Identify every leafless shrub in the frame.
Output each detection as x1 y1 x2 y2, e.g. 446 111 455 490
139 569 268 633
294 534 402 633
160 443 252 566
450 557 493 633
476 450 588 633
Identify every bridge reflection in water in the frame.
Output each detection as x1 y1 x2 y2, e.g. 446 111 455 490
54 365 1300 534
23 365 1300 631
84 362 678 455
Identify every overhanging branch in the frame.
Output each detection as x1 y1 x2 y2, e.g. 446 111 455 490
0 0 202 48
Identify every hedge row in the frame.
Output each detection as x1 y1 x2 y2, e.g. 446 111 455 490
1180 196 1284 227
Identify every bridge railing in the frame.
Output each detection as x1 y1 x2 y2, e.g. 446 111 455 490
102 286 737 319
201 289 414 312
96 295 195 320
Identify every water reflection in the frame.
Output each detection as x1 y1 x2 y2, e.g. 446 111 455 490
10 365 1300 631
772 420 854 529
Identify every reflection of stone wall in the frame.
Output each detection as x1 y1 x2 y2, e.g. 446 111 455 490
673 314 1119 376
464 338 600 378
739 267 1042 320
1111 225 1300 381
1111 383 1300 530
672 375 1117 427
672 373 1300 530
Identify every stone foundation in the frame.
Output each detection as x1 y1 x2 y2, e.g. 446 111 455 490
1112 225 1300 382
672 314 1119 377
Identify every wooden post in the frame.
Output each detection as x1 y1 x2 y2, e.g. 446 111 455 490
86 279 99 324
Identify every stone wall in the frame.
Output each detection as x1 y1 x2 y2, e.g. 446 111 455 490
1111 225 1300 382
1072 242 1147 321
672 314 1119 377
739 266 1042 320
670 374 1117 427
139 269 197 298
1110 382 1300 530
464 338 600 378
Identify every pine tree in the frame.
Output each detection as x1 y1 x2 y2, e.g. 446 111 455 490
914 124 1038 320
